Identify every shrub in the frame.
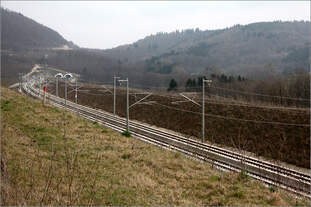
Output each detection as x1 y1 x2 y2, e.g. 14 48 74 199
121 153 132 160
269 186 277 193
121 130 131 137
237 170 249 181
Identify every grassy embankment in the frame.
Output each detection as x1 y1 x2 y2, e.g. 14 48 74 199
1 87 308 206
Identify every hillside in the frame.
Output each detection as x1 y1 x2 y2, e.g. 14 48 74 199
1 87 309 205
103 21 310 77
1 8 77 51
1 9 309 96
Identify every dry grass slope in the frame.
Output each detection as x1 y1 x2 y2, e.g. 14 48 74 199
1 87 309 206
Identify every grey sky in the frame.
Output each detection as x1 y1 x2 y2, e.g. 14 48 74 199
2 1 310 49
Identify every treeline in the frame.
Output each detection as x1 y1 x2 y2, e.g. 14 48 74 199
166 70 310 107
167 74 247 92
167 76 209 91
210 74 246 83
184 74 247 91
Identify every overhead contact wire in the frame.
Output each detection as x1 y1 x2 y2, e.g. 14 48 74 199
152 102 309 127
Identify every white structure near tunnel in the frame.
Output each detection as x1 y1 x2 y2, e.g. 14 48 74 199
54 73 64 78
64 73 73 80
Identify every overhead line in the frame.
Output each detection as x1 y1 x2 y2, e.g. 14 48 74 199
144 93 309 112
127 83 310 101
152 102 309 127
209 86 310 101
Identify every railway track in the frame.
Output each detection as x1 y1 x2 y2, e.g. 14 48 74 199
22 78 311 198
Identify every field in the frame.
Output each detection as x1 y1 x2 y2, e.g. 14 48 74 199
1 87 309 205
48 82 310 169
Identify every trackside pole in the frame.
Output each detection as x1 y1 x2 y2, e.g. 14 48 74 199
75 79 78 104
202 81 205 143
43 85 47 105
18 73 22 92
126 78 129 131
202 79 212 143
65 79 67 106
118 78 129 132
56 77 59 97
113 76 120 115
39 77 43 99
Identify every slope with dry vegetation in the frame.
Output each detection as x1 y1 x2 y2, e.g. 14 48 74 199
1 87 308 205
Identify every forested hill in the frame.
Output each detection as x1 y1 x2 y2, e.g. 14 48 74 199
1 8 309 89
103 21 310 77
1 8 77 51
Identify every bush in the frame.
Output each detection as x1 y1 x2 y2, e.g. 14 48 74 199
237 170 249 181
269 186 277 193
121 130 131 137
121 153 132 160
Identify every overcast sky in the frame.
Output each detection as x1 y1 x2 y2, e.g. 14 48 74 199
2 1 310 49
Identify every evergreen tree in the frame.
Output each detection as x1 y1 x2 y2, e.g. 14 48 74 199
220 74 228 82
186 78 197 91
229 76 234 82
185 78 192 91
197 76 206 87
191 79 197 88
168 79 178 91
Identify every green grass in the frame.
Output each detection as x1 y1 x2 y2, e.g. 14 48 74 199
121 130 131 137
1 87 309 206
121 153 132 160
269 186 277 193
1 100 11 111
208 175 221 182
229 189 246 199
237 170 249 182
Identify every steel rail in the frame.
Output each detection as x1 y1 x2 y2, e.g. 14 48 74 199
22 80 311 198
